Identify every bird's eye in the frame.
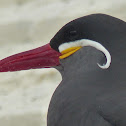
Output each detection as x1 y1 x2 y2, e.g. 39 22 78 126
68 30 78 41
64 30 78 41
69 31 77 36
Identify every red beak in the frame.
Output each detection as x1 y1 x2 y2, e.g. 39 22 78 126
0 43 61 72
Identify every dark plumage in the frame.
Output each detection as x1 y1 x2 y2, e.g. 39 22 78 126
48 14 126 126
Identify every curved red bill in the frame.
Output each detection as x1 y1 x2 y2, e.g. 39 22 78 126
0 43 61 72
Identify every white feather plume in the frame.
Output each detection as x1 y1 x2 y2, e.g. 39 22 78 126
59 39 111 69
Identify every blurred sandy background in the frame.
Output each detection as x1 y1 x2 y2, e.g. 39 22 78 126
0 0 126 126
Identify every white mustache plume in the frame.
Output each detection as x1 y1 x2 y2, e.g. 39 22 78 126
59 39 111 69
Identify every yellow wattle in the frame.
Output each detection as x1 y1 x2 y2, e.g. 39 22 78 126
59 46 82 59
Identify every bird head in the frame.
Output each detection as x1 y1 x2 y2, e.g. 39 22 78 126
0 13 124 72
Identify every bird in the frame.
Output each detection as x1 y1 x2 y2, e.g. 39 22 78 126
0 13 126 126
